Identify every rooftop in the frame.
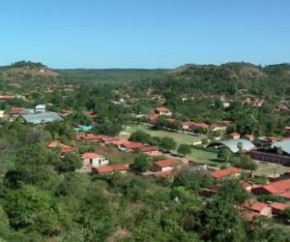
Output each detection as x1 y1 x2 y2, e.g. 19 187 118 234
154 158 179 168
20 112 62 124
211 167 241 179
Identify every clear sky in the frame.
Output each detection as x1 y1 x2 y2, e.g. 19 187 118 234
1 0 290 68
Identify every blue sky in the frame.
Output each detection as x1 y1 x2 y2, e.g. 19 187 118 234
1 0 290 68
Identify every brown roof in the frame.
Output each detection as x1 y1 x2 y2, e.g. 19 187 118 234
121 142 144 150
81 152 103 160
47 140 73 154
155 107 170 113
94 164 129 174
211 167 241 179
257 179 290 199
270 202 288 212
243 201 268 213
137 146 159 153
154 158 179 168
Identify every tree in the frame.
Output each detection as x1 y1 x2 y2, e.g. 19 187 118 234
132 154 153 172
129 130 151 144
177 144 192 157
195 196 247 242
237 141 243 154
160 137 176 151
217 147 232 163
57 153 82 172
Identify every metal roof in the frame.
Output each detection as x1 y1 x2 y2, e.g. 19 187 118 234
272 139 290 154
209 139 256 153
21 112 62 124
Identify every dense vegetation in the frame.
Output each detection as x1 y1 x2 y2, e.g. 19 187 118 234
0 61 290 241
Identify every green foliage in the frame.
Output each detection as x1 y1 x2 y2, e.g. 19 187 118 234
231 154 257 171
57 153 82 173
160 137 176 151
217 147 232 163
132 154 153 172
177 144 192 157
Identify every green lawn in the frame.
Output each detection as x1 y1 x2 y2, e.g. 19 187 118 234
253 160 289 176
120 125 204 146
188 148 227 168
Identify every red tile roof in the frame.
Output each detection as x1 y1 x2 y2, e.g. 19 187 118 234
154 158 179 168
47 140 73 154
270 202 288 212
137 146 159 153
81 152 103 160
121 142 144 150
211 167 241 179
244 201 268 213
152 170 177 178
75 133 99 141
155 107 170 113
94 164 129 174
260 179 290 199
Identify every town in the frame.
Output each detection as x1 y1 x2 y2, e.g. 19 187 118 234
1 61 290 241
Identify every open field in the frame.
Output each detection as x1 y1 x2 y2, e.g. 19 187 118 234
188 148 227 168
95 144 138 164
253 160 289 176
120 125 204 146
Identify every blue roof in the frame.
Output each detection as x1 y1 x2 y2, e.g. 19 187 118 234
209 139 256 153
272 139 290 154
21 112 62 124
74 125 94 132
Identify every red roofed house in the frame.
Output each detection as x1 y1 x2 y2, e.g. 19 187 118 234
47 140 74 154
211 167 241 180
81 152 109 167
181 121 209 132
151 158 180 172
252 179 290 200
270 202 289 215
120 142 144 152
75 133 100 141
154 107 172 116
93 164 129 175
242 201 272 217
137 146 161 156
0 95 15 101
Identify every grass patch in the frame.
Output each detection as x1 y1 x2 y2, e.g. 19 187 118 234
187 148 227 168
121 125 204 146
95 144 138 164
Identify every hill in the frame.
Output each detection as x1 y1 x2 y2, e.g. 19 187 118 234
0 61 60 82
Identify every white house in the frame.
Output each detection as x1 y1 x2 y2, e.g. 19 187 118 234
81 152 109 167
35 104 46 113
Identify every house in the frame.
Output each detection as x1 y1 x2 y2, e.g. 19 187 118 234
19 112 63 124
228 132 241 140
242 201 272 217
47 140 73 154
81 152 109 167
137 146 161 156
252 179 290 200
75 133 100 141
181 121 209 132
211 167 241 180
120 142 144 152
269 202 289 215
93 164 129 174
0 95 15 101
34 104 46 113
151 158 180 172
154 107 172 116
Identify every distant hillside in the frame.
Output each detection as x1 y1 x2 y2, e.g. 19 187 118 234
0 61 60 82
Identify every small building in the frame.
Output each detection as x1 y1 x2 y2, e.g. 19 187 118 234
19 112 63 124
120 142 144 152
208 139 256 153
269 202 289 215
93 164 129 174
137 146 161 156
242 201 272 217
75 133 100 141
252 179 290 200
154 107 172 116
151 158 180 172
35 104 46 113
47 140 73 154
81 152 109 167
211 167 241 180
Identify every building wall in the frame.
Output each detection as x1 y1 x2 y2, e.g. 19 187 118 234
251 151 290 165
